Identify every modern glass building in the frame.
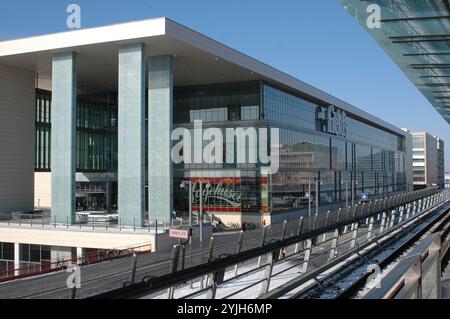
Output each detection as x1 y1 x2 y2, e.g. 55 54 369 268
35 90 118 211
33 79 410 226
408 131 445 191
0 18 413 229
173 81 409 225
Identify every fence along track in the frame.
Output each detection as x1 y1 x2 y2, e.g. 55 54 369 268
89 189 449 299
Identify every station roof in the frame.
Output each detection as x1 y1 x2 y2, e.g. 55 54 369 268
340 0 450 125
0 17 407 137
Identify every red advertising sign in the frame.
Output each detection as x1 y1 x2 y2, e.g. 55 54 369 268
169 228 190 240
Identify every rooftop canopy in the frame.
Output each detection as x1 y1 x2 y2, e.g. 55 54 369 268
340 0 450 125
0 17 406 137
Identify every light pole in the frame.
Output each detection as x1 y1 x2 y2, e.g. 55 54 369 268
180 181 193 244
315 178 322 215
341 180 349 208
198 181 211 243
308 177 312 218
352 180 359 206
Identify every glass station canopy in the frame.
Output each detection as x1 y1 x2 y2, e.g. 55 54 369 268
340 0 450 124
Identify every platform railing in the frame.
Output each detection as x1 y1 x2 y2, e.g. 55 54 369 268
0 242 152 283
364 224 449 299
89 188 450 299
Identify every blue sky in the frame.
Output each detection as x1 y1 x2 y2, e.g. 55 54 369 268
1 0 448 170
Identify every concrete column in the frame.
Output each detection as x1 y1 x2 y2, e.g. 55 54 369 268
412 201 417 216
302 239 313 273
389 210 396 228
260 253 274 295
76 247 83 265
350 222 359 249
148 55 173 223
380 212 387 232
398 206 404 224
328 229 339 261
118 43 146 227
51 52 77 224
14 243 20 276
367 216 375 241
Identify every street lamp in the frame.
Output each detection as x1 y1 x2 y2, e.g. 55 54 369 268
198 181 211 243
341 180 349 208
352 180 359 206
308 177 312 218
315 178 323 215
180 181 193 243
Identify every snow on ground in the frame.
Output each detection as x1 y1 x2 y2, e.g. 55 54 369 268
147 232 354 300
145 208 444 300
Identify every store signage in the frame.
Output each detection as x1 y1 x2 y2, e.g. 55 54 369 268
169 228 190 240
317 105 349 138
192 181 241 208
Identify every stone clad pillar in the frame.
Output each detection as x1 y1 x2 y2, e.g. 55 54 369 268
51 52 77 224
118 43 146 227
14 243 20 276
148 55 173 224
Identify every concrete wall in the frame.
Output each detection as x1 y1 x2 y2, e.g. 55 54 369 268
437 138 445 189
34 172 51 209
0 64 35 219
0 226 154 250
425 133 439 186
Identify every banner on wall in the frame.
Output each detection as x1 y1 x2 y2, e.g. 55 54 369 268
191 177 242 213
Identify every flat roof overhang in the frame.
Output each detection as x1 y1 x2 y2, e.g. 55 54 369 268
0 17 406 137
340 0 450 125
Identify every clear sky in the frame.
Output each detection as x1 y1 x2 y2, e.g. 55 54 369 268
1 0 448 170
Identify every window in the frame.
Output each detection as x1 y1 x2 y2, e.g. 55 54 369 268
241 106 259 120
0 243 14 261
190 108 228 123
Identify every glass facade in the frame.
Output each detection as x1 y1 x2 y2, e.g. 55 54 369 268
263 83 406 213
172 81 408 221
174 81 261 124
36 80 408 224
35 90 118 212
173 82 263 216
35 90 51 171
35 90 117 173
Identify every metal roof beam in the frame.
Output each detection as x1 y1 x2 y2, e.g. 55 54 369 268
411 64 450 69
422 76 450 79
381 15 450 22
390 34 450 43
404 52 450 57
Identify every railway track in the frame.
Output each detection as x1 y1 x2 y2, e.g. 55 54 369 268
1 189 446 299
277 202 450 299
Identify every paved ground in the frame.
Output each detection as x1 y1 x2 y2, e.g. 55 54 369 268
0 222 289 299
0 202 429 299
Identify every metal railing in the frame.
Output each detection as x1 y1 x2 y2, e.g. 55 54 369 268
89 188 450 299
0 214 196 234
0 242 152 283
364 224 449 299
